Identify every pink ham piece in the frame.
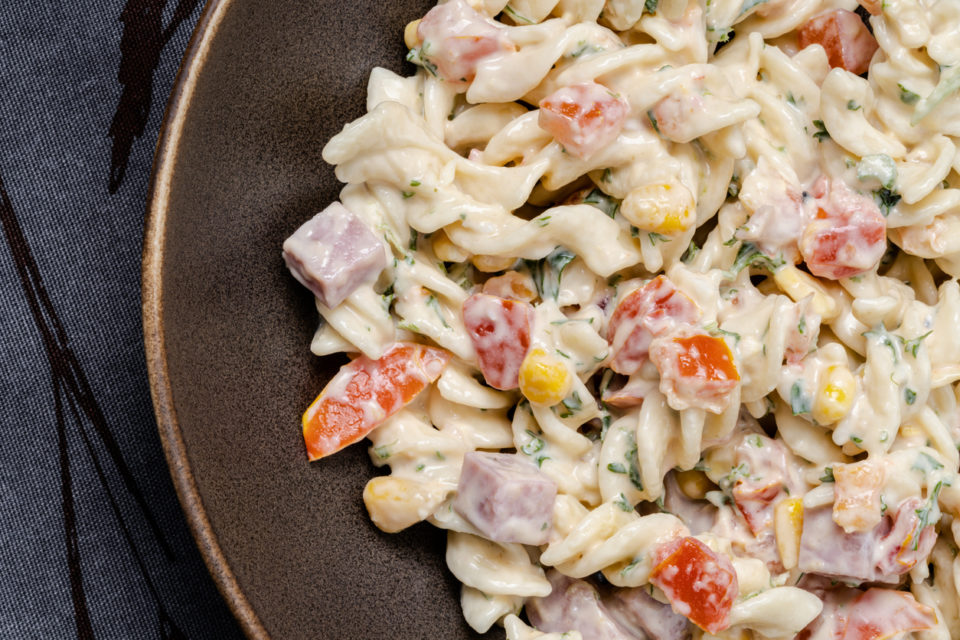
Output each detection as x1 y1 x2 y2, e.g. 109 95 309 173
452 452 557 545
798 9 879 75
282 202 386 308
539 82 629 159
462 293 533 390
417 0 512 85
607 276 700 376
527 571 636 640
604 586 691 640
841 589 937 640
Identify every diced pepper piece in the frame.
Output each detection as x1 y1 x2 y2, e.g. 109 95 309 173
798 9 879 75
604 586 691 640
282 202 386 308
650 332 739 414
539 82 629 159
527 571 633 640
302 342 450 460
453 452 557 545
518 347 571 406
607 276 700 376
650 537 738 634
832 461 885 533
417 0 512 85
462 293 534 390
841 589 937 640
799 178 887 280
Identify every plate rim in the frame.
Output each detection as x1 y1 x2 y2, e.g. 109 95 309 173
141 0 268 637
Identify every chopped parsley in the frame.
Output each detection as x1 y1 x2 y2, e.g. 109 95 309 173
904 331 932 357
898 83 921 105
728 241 785 275
614 493 633 512
558 391 583 418
905 388 917 405
525 247 576 301
582 188 620 218
648 232 670 246
681 239 700 264
820 467 835 483
790 381 811 415
811 119 830 142
847 100 862 111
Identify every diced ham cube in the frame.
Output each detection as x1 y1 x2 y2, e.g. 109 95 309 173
832 461 885 533
527 571 635 640
607 276 700 376
799 178 887 280
842 589 937 640
798 506 885 583
649 537 738 634
649 331 740 414
452 451 557 545
539 82 629 159
798 9 879 75
282 202 386 308
417 0 512 85
604 586 691 640
873 497 937 576
462 293 534 390
733 481 782 536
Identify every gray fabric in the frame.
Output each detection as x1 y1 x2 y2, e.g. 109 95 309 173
0 1 243 637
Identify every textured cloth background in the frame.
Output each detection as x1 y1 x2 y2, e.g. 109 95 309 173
0 1 244 638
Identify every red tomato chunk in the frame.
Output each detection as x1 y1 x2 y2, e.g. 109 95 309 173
800 178 887 280
301 342 450 460
462 293 533 390
607 276 700 375
539 82 629 159
798 9 879 75
417 0 511 85
650 537 738 634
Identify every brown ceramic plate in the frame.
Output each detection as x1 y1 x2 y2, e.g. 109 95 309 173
143 1 496 638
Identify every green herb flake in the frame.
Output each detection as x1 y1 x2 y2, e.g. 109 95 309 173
521 429 546 456
790 381 811 415
607 462 627 474
425 294 451 329
558 391 582 418
614 493 633 512
847 100 862 111
401 191 415 199
729 241 786 276
913 451 944 472
681 240 700 264
501 4 534 24
648 232 670 246
811 119 830 142
820 467 835 483
582 188 620 218
905 388 917 405
904 331 932 357
524 246 576 301
898 83 921 105
647 110 661 135
620 557 641 576
410 180 421 187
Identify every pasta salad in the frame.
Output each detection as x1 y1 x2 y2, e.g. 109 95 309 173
281 0 960 637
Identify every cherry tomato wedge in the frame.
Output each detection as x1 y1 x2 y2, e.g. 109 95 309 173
607 276 699 375
462 293 533 390
842 589 937 640
650 536 738 634
539 82 629 159
302 342 451 460
798 9 879 75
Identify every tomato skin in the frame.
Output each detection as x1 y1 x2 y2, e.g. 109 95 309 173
539 82 629 159
798 9 879 75
462 293 533 390
650 536 738 634
842 589 937 640
302 343 451 460
607 276 699 375
800 180 887 280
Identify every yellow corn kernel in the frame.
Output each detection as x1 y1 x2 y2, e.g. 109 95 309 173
620 182 695 235
675 469 715 500
431 230 469 262
403 19 421 49
363 475 440 533
774 497 803 570
519 348 571 406
773 265 840 322
471 254 516 273
812 365 855 425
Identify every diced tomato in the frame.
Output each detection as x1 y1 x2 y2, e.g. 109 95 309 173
798 9 879 75
842 589 937 640
733 481 782 535
875 497 937 576
832 461 884 533
417 0 512 85
302 342 451 460
799 179 887 280
650 331 740 413
463 293 533 390
539 82 629 159
607 276 699 375
650 537 738 634
481 270 536 302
